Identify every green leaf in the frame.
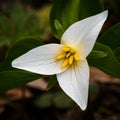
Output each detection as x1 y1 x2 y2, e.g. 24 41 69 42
54 19 64 39
0 61 11 71
6 37 43 61
113 47 120 63
50 0 103 38
99 23 120 63
53 91 75 108
0 37 44 92
34 91 75 109
0 37 43 71
34 93 53 108
88 42 120 78
46 75 57 90
87 50 107 59
0 70 42 93
89 83 99 100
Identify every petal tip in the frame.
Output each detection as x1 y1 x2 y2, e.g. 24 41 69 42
11 58 21 69
101 10 108 20
80 104 87 111
77 97 88 111
11 60 17 68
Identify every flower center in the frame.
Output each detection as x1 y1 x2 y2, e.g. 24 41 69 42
56 46 79 68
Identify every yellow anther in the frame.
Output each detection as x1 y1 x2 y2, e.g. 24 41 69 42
56 53 66 60
62 59 69 68
70 48 75 53
56 46 79 68
74 53 79 61
69 55 74 65
62 46 71 52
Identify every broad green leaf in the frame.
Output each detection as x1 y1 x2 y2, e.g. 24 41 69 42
50 0 103 38
113 47 120 63
87 50 107 59
0 70 42 93
88 42 120 78
6 37 44 61
46 75 57 90
0 37 43 71
99 23 120 62
0 38 44 92
0 61 10 71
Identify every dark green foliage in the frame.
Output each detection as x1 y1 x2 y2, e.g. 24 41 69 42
50 0 103 39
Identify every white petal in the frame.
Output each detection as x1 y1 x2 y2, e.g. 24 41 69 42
61 10 108 57
57 59 89 110
12 44 67 75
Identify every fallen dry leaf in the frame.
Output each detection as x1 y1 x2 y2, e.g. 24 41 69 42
27 78 48 91
90 67 120 84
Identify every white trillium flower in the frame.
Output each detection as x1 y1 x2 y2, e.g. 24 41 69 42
12 10 108 110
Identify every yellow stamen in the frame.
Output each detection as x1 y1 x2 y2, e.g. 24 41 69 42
69 55 74 65
74 53 79 61
66 52 71 58
56 46 79 68
70 48 75 53
62 59 69 68
62 46 71 52
56 53 66 60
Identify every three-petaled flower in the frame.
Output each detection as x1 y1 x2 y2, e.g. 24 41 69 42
12 10 108 110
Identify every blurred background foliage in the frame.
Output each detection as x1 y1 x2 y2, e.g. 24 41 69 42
0 0 52 62
0 3 40 47
0 0 120 120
